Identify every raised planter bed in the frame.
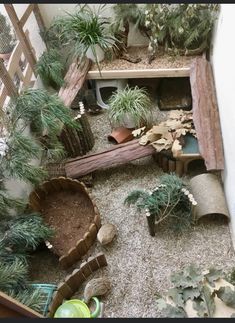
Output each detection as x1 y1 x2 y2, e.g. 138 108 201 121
29 177 101 269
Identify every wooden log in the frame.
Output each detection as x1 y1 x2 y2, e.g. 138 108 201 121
80 261 93 278
168 159 176 172
146 213 155 237
175 160 184 177
76 239 87 257
83 231 94 250
162 156 169 172
87 256 100 272
65 139 155 178
96 253 107 268
59 58 91 108
190 56 224 171
65 269 86 292
94 214 102 231
57 282 73 300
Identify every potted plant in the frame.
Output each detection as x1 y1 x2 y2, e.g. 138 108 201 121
50 4 118 71
108 85 153 129
0 12 16 60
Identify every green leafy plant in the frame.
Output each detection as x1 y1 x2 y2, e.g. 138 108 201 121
36 49 65 89
110 4 149 57
108 85 153 128
145 4 219 59
125 173 195 233
0 13 15 54
156 265 235 318
49 4 118 71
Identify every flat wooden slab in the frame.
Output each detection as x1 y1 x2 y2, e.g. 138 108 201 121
190 56 224 171
65 139 155 178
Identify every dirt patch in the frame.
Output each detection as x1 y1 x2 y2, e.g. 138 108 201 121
41 190 95 256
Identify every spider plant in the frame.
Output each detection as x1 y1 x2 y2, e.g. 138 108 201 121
36 49 65 90
108 85 153 129
50 4 118 71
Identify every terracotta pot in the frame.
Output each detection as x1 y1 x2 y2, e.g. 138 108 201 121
107 127 134 144
0 51 12 61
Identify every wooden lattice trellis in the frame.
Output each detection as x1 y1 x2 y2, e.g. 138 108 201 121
0 4 46 108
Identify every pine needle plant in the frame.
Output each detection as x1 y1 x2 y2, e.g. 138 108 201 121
36 49 65 90
108 85 153 128
125 173 196 233
0 13 15 55
0 213 54 313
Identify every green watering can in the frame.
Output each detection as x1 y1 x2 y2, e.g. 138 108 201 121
54 297 100 318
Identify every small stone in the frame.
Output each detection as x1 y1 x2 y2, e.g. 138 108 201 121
84 277 111 303
97 223 117 245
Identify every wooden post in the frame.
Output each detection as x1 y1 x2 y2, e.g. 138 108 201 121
0 59 18 98
4 4 37 73
146 213 155 236
33 5 47 37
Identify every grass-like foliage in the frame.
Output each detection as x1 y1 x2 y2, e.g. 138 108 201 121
36 49 65 89
0 259 28 292
49 4 118 71
108 85 153 128
125 173 195 233
0 213 54 252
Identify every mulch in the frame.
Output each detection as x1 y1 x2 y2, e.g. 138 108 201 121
40 190 95 256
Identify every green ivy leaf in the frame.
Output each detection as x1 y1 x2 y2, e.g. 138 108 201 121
215 286 235 308
193 285 215 317
167 288 185 308
205 268 223 287
171 265 203 289
156 299 187 318
182 287 201 302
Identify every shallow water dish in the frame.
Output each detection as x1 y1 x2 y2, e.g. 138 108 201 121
29 177 101 269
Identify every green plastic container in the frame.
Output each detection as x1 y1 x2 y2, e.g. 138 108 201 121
54 297 100 318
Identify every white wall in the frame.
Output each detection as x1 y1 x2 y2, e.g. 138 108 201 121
211 4 235 244
38 3 148 47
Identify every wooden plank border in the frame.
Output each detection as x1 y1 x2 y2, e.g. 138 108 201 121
48 253 107 318
0 291 43 318
28 177 102 269
87 67 190 80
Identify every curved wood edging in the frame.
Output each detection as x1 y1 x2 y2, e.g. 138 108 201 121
48 253 107 317
29 177 102 269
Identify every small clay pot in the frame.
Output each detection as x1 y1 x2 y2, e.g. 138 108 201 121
107 127 134 144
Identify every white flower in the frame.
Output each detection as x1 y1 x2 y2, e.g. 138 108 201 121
192 201 197 206
145 20 150 27
153 39 158 44
145 10 149 15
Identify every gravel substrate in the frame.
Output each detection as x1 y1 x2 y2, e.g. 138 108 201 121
29 109 235 318
90 46 197 71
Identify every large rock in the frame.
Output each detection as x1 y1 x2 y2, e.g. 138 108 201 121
84 277 111 303
97 223 117 245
